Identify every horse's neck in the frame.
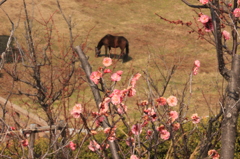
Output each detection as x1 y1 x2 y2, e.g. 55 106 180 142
97 40 103 49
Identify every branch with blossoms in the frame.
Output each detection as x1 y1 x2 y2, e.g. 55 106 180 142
72 45 222 158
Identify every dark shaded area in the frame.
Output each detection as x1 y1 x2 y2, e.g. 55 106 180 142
0 35 19 63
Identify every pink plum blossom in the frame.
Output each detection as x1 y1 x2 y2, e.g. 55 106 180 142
104 127 116 142
69 141 76 150
222 30 230 40
71 104 83 118
173 123 180 131
21 139 28 147
156 125 165 132
130 155 139 159
146 129 153 139
90 71 102 84
144 108 157 121
127 87 136 97
102 57 112 67
116 70 123 75
111 94 122 105
198 14 210 23
160 129 170 140
139 100 149 106
156 97 167 106
131 123 142 135
191 113 201 124
204 20 214 32
194 60 201 68
169 111 179 122
88 140 100 151
199 0 209 4
111 72 121 82
167 95 178 106
208 149 220 159
99 97 111 114
233 8 240 17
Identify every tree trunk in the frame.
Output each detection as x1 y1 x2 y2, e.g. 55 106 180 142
221 55 240 159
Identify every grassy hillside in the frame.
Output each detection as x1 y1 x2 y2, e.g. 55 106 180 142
0 0 223 117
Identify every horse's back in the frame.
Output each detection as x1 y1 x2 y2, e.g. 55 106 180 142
101 34 128 48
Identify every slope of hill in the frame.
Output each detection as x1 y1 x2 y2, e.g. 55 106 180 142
0 0 221 117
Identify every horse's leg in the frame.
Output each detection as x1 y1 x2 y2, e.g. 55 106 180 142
105 45 108 56
109 47 111 57
120 48 124 59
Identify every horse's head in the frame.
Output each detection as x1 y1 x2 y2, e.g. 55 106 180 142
95 47 101 57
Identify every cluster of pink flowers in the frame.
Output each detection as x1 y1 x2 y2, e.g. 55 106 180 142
71 104 83 118
155 95 177 107
99 97 111 115
69 141 76 150
208 149 220 159
198 14 213 32
144 108 157 121
193 60 201 75
104 127 117 142
222 30 230 40
191 113 201 124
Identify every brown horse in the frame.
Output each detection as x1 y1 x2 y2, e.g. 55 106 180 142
95 34 129 60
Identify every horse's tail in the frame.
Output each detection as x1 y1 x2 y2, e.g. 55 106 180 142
124 42 129 60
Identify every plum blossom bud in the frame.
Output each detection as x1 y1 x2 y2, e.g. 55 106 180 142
193 67 199 75
103 68 111 73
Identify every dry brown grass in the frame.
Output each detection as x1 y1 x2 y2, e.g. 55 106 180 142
0 0 224 118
